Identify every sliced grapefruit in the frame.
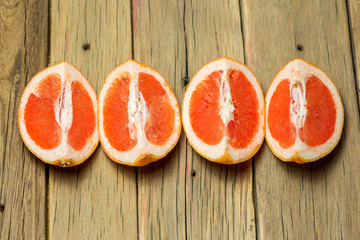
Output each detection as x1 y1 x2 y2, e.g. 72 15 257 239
18 62 99 167
182 57 265 164
98 60 181 166
266 59 344 163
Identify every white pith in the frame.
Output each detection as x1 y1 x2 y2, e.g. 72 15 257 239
98 60 181 165
290 70 307 130
127 74 148 140
219 71 235 124
266 59 344 161
182 58 265 163
18 62 99 165
55 73 74 155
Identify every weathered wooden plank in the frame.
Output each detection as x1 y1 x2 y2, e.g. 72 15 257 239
48 1 137 239
132 0 186 239
348 0 360 111
0 0 47 239
184 0 255 239
241 0 360 239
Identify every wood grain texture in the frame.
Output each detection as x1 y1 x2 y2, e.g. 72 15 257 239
132 0 186 239
48 1 137 239
184 0 255 239
2 0 359 239
348 0 360 110
241 0 360 239
0 0 47 239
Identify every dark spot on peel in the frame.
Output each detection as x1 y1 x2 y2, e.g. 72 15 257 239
191 170 196 177
0 204 5 212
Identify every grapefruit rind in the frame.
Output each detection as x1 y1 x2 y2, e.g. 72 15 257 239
182 57 265 164
265 58 344 163
98 59 181 166
18 62 99 167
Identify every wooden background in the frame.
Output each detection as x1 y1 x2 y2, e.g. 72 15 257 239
1 0 360 239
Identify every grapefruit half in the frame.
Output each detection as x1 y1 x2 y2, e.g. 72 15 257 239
182 57 265 164
18 62 99 167
266 59 344 163
98 60 181 166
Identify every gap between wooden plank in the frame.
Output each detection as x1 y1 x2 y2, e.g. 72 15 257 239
46 0 52 238
182 1 190 239
238 1 259 239
346 0 360 117
129 1 140 239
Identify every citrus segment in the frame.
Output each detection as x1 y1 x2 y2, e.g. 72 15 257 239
67 81 96 151
99 60 181 166
138 72 175 145
299 75 336 147
18 62 99 167
103 74 137 151
24 74 62 149
182 57 265 164
35 73 62 100
267 79 296 148
189 71 225 145
265 59 344 163
227 69 260 149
